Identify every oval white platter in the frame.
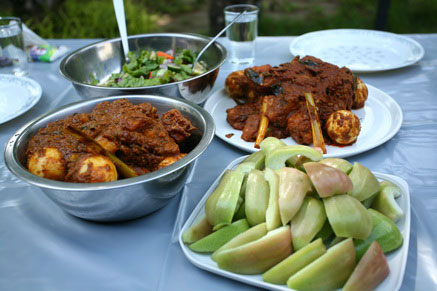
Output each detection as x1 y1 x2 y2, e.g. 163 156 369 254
0 74 42 124
289 29 424 73
204 84 402 158
179 156 411 291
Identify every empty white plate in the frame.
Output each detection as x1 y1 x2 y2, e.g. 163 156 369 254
0 74 42 124
289 29 424 72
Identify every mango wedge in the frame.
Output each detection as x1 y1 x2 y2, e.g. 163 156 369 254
290 197 326 250
205 170 245 229
245 169 269 226
355 209 403 260
260 137 286 156
263 238 326 285
319 158 353 174
304 162 353 198
287 238 356 291
348 162 380 201
241 150 265 170
215 225 292 274
264 168 281 231
344 241 390 291
324 194 372 240
212 223 267 261
265 145 323 170
372 180 404 222
182 214 213 244
278 167 312 225
188 219 249 253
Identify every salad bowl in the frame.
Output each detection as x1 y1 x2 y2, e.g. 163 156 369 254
60 33 227 104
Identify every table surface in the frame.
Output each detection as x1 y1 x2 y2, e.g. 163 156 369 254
1 35 436 291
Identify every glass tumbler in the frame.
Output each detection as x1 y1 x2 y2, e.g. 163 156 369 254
0 17 28 76
224 4 259 65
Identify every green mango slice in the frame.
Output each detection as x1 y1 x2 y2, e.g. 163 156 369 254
265 145 323 170
348 162 380 201
319 158 353 174
205 170 245 229
304 162 353 198
260 137 286 156
241 150 265 170
290 197 327 250
245 169 269 226
371 180 404 222
188 219 249 253
215 225 292 274
278 167 312 225
354 208 403 260
343 241 390 291
212 223 267 261
264 168 281 231
324 194 372 240
263 238 326 285
182 214 213 244
287 238 356 291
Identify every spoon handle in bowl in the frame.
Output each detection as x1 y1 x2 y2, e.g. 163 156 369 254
113 0 130 62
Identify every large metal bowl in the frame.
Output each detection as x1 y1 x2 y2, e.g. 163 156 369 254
60 33 227 104
4 95 215 222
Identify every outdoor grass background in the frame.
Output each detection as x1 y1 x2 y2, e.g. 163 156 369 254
1 0 436 39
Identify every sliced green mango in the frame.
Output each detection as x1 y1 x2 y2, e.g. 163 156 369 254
291 197 326 250
315 220 334 243
371 180 404 222
355 208 403 260
260 137 286 156
245 169 269 226
287 238 356 291
212 223 267 261
215 225 292 274
278 167 312 225
265 145 323 170
205 170 245 229
319 158 353 174
324 194 372 240
182 214 213 244
263 238 326 285
241 150 265 170
348 162 380 201
188 219 249 253
304 162 353 198
344 241 390 291
264 168 281 231
234 161 257 174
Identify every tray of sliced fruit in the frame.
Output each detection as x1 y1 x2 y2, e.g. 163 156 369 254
179 137 410 290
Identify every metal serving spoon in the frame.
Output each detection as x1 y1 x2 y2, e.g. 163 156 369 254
113 0 130 62
192 10 248 69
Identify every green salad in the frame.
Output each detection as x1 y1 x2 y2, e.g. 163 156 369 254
90 49 207 88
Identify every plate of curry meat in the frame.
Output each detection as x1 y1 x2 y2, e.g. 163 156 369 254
204 56 403 158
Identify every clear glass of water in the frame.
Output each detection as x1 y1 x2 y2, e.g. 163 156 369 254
0 17 28 76
224 4 259 65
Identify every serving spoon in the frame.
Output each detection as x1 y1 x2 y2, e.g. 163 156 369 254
113 0 130 62
192 10 248 70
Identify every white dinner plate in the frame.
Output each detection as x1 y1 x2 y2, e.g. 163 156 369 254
204 84 402 158
179 156 411 291
289 29 424 72
0 74 42 124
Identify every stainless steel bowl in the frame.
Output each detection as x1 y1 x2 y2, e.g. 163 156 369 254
4 95 215 222
60 33 227 104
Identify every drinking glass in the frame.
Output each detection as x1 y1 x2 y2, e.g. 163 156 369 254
0 17 28 76
224 4 259 65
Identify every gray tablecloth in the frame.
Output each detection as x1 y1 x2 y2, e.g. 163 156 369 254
1 35 436 290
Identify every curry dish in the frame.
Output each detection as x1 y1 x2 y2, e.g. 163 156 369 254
26 99 196 183
225 56 368 147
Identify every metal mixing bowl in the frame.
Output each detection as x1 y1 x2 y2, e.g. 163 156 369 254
60 33 227 104
4 95 215 222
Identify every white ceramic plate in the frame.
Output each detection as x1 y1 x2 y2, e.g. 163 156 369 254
289 29 424 72
204 85 402 158
179 156 411 291
0 74 42 124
